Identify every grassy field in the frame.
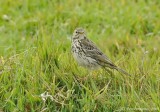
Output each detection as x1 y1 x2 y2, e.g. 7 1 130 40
0 0 160 111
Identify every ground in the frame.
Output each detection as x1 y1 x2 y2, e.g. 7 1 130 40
0 0 160 111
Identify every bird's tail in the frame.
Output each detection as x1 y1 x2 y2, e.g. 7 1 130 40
115 67 131 76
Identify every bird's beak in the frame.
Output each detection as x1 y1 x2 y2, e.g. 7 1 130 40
79 32 84 34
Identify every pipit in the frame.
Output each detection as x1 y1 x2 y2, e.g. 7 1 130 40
71 28 131 76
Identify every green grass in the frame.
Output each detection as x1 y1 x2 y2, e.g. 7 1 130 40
0 0 160 111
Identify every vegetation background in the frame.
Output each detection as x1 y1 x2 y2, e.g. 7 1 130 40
0 0 160 111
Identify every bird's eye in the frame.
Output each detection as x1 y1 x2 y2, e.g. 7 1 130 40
76 31 78 33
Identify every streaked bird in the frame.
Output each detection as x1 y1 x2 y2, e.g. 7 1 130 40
71 28 131 76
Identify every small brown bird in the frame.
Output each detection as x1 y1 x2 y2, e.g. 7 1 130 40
71 28 131 76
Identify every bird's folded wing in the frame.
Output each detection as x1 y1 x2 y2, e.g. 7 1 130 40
80 39 117 68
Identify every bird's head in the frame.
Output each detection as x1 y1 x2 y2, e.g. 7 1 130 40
72 28 86 40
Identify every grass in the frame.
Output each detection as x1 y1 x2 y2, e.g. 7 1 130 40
0 0 160 111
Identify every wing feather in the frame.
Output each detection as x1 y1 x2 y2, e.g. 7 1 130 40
80 38 117 68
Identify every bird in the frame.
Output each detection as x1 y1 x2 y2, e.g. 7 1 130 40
71 28 131 76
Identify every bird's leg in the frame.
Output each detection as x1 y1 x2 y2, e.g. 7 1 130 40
76 68 100 82
81 70 92 81
76 70 90 82
86 69 100 81
77 70 95 81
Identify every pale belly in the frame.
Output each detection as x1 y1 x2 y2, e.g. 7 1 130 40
72 51 100 70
